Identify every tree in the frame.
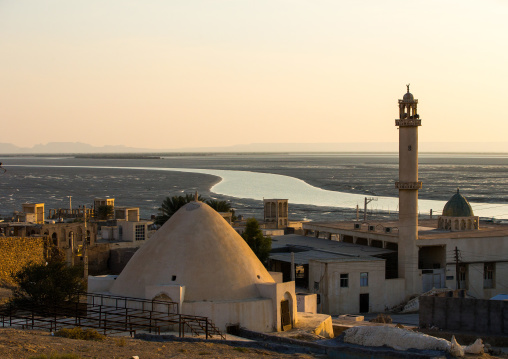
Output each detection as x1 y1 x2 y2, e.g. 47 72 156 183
155 193 205 226
95 205 114 220
11 260 86 308
241 218 272 265
205 199 237 222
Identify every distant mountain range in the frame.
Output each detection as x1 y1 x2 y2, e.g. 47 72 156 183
0 142 149 154
1 141 508 154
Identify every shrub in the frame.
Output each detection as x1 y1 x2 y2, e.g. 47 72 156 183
369 313 393 324
11 261 85 308
29 355 81 359
241 218 271 264
55 327 105 341
114 337 127 347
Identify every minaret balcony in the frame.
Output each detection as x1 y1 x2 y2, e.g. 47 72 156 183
395 181 423 190
395 119 422 127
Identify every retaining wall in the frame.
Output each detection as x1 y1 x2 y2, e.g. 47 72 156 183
420 296 508 335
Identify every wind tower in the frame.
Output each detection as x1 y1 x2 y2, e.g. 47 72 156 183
395 84 422 297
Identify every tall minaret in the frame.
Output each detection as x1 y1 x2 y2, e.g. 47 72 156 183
395 84 422 297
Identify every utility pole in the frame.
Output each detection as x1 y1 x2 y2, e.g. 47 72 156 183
364 197 377 221
290 252 295 282
83 205 89 280
454 246 460 290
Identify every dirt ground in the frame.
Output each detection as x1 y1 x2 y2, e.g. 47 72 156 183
1 327 507 359
0 328 321 359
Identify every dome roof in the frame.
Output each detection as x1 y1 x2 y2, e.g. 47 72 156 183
110 201 274 301
442 189 474 217
403 92 414 102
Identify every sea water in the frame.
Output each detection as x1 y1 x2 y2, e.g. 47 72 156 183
1 153 508 221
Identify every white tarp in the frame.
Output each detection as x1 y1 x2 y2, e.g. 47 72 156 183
343 326 483 357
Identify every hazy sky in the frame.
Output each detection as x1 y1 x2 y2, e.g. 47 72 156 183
1 1 507 150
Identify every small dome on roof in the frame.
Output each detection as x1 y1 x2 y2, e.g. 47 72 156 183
442 189 474 217
403 92 414 102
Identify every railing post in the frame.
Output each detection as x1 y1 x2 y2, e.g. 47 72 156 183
75 302 78 325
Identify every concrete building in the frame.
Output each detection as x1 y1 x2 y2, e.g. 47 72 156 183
15 203 45 223
268 234 403 314
94 198 115 209
100 207 153 242
90 200 299 333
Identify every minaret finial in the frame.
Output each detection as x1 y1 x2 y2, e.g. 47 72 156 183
406 83 410 93
457 187 460 194
194 191 199 202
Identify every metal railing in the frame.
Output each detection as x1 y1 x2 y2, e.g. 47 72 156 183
0 292 224 340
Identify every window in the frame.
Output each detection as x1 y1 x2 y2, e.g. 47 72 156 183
340 273 349 288
484 263 495 289
135 225 145 241
296 265 305 279
458 265 467 289
360 272 368 287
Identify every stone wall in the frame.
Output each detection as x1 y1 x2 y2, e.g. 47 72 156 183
0 237 46 286
420 296 508 335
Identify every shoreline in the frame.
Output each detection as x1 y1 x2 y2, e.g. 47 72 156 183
6 164 508 220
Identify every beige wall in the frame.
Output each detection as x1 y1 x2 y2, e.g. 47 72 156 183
183 298 274 333
296 293 317 314
418 235 508 299
257 281 298 331
309 259 405 315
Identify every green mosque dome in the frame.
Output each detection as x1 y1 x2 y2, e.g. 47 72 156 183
442 189 474 217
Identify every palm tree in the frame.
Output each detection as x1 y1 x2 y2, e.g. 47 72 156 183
205 199 231 212
155 193 205 226
205 199 237 221
95 205 114 220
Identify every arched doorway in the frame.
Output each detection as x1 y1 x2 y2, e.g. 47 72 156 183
52 232 58 246
68 231 75 248
281 292 293 331
152 293 177 316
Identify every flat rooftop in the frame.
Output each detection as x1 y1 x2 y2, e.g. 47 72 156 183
269 234 393 264
304 219 508 240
